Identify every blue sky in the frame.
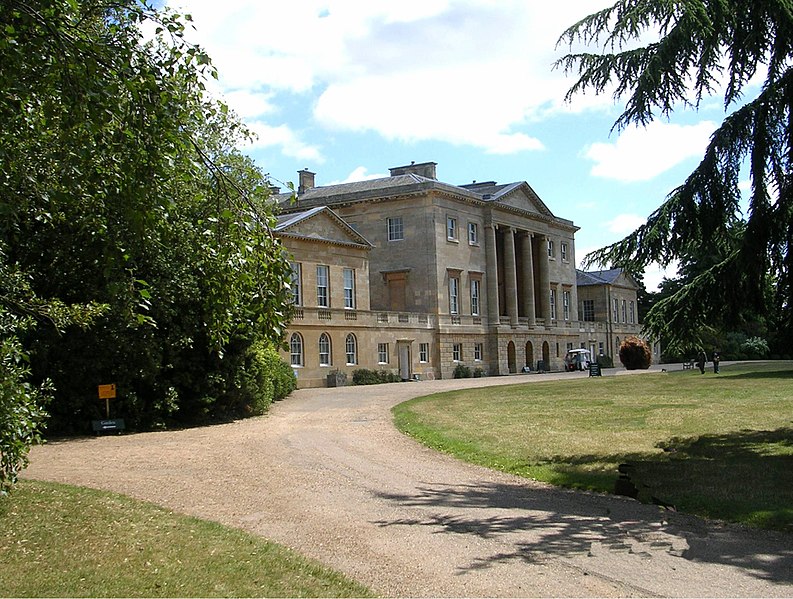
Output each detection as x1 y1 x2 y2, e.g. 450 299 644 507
164 0 748 290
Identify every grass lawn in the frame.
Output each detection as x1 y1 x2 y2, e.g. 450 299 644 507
393 362 793 532
0 480 372 598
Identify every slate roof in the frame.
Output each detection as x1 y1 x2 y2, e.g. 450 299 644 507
576 268 629 287
274 173 479 209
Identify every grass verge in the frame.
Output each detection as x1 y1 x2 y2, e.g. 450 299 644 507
393 362 793 531
0 480 372 598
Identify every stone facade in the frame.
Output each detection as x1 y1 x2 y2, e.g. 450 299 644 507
275 163 647 387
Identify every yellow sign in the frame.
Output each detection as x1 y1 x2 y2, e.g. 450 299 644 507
98 384 116 399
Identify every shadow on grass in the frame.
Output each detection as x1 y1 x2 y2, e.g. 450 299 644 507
728 369 793 380
631 428 793 530
372 478 793 585
372 429 793 585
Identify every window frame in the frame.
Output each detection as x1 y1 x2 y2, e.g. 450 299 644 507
387 216 404 241
474 343 483 361
446 215 458 241
343 268 355 309
550 288 557 320
290 262 302 306
468 222 479 245
289 333 303 367
582 299 595 322
452 343 462 362
561 242 568 261
547 239 555 258
470 278 480 316
345 333 357 365
419 342 429 363
316 265 330 308
378 342 389 364
318 333 332 366
449 275 460 315
563 289 571 321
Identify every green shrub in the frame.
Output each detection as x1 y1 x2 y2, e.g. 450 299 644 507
618 336 652 370
473 367 485 378
352 369 401 385
597 354 614 368
453 364 472 378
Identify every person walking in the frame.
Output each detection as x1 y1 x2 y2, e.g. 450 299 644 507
712 350 720 374
697 350 707 374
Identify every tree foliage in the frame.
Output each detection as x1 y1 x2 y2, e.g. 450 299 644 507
1 0 293 460
557 0 793 350
618 336 652 370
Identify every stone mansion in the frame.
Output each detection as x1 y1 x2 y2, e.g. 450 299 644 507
274 161 650 388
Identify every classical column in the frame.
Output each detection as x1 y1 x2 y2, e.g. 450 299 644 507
485 224 499 326
503 227 519 326
520 232 536 325
537 234 551 322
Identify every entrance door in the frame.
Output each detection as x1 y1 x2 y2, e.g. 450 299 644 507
398 342 411 381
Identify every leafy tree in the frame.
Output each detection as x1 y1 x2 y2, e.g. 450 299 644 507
557 0 793 351
1 0 293 444
618 336 652 370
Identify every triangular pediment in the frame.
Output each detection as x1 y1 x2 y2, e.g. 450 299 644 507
491 182 555 218
276 206 371 248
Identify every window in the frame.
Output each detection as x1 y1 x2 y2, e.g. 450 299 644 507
387 217 404 241
468 222 479 245
343 268 355 309
447 216 458 241
289 333 303 366
452 343 462 362
290 262 302 306
547 239 555 257
599 342 604 354
470 279 480 316
613 298 619 321
345 333 357 365
449 276 460 314
567 342 574 351
474 343 483 361
378 343 389 364
550 288 557 320
419 343 429 363
561 242 568 261
629 301 635 324
319 333 331 366
563 290 571 320
582 299 595 322
316 265 329 307
621 299 627 323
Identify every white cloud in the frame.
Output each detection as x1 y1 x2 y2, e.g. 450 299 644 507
242 121 324 163
643 261 678 292
329 166 388 185
167 0 613 155
584 120 717 182
607 213 646 234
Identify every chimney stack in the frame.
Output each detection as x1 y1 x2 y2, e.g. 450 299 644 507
388 161 437 180
298 168 315 194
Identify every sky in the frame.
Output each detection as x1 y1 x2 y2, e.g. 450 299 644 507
162 0 745 290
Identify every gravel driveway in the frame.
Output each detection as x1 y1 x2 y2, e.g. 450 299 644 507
24 368 793 597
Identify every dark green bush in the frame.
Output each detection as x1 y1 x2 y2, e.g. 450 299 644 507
597 354 614 368
618 336 652 370
352 369 400 385
473 367 485 378
453 364 472 378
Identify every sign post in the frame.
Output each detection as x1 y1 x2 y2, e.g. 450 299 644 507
93 384 125 434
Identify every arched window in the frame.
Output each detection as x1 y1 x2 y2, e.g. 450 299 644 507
345 333 357 365
289 333 303 367
319 333 331 366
